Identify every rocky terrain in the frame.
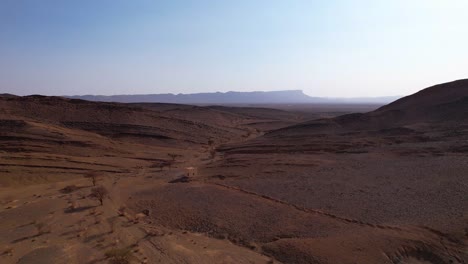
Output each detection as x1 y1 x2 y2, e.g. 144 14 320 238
0 80 467 263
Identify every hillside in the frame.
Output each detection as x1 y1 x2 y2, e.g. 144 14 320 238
0 96 239 146
375 78 468 122
265 79 468 137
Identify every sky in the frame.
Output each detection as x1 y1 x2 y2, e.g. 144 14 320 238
1 0 468 97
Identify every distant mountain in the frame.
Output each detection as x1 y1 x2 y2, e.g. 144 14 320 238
68 90 400 104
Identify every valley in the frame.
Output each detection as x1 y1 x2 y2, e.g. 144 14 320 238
0 80 467 264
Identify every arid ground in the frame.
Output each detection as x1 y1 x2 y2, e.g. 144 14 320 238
0 80 467 264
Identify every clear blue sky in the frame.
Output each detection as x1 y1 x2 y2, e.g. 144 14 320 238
1 0 467 97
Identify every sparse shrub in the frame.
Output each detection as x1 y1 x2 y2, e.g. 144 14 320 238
89 186 109 206
141 209 150 216
33 221 51 236
107 217 118 233
209 149 216 159
94 215 103 225
167 153 180 161
60 185 79 194
84 171 100 186
165 160 174 170
105 247 133 264
208 139 214 146
151 161 169 171
167 153 182 165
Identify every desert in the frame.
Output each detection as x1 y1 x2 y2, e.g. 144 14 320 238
2 1 468 263
0 79 467 263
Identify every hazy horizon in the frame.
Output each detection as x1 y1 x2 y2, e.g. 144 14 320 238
3 89 404 100
1 1 467 97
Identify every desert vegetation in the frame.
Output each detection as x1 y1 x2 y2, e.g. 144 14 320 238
89 186 109 206
84 171 101 186
33 221 51 236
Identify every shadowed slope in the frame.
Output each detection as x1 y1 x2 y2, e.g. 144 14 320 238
0 96 240 146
